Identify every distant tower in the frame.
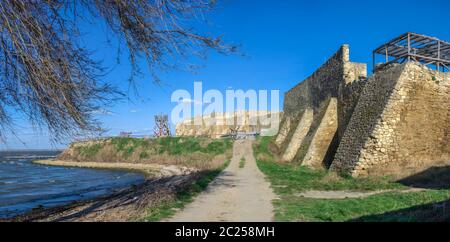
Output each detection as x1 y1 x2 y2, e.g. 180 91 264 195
154 114 171 137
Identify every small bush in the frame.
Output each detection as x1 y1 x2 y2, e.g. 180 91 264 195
76 143 102 158
110 137 151 157
139 151 149 159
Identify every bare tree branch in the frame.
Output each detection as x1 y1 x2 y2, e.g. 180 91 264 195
0 0 235 142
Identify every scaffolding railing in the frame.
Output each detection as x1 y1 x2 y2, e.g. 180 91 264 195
373 32 450 72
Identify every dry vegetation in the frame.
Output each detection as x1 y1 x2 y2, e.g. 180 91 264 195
59 137 233 171
11 136 234 222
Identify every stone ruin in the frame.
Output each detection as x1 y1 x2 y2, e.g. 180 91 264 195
176 111 280 139
274 32 450 178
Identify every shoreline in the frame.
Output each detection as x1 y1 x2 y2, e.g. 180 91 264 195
33 159 196 179
3 173 203 222
1 159 200 222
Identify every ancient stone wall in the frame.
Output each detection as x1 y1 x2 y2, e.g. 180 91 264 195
276 45 367 167
175 111 280 139
275 116 291 146
331 62 450 178
284 80 311 119
283 45 348 118
338 63 368 139
302 98 338 168
282 109 313 161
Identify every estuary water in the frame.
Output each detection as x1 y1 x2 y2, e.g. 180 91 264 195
0 150 145 218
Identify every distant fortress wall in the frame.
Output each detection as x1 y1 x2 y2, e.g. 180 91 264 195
276 44 450 178
175 111 280 139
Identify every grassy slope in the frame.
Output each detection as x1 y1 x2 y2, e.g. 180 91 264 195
144 160 230 221
254 136 450 222
74 137 233 159
63 137 233 171
64 137 233 221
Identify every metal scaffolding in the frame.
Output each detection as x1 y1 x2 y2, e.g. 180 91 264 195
154 114 171 137
373 32 450 72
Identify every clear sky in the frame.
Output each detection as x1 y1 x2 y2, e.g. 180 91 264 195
2 0 449 150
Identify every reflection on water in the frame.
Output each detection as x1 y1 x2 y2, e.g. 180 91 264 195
0 150 145 218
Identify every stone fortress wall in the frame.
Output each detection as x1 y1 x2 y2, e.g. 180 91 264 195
174 44 450 179
276 45 368 168
275 45 450 178
175 111 280 139
331 62 450 178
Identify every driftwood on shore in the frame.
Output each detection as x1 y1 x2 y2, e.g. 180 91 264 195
4 170 205 222
3 137 233 222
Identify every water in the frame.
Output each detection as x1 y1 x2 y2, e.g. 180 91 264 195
0 150 145 218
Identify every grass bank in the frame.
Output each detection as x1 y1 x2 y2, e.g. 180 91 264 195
254 136 450 222
60 137 233 170
144 160 230 221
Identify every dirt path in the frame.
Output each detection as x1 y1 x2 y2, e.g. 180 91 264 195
168 139 276 222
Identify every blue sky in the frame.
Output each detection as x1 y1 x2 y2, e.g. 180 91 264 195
2 0 449 150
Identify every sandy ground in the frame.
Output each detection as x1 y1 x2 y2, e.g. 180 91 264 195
168 139 277 222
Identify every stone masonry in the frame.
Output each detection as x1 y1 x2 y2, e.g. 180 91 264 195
277 44 450 178
176 111 280 138
282 109 313 162
276 45 367 168
302 98 338 168
331 62 450 178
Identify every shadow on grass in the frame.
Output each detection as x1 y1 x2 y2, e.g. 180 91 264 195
350 198 450 222
398 166 450 190
349 166 450 222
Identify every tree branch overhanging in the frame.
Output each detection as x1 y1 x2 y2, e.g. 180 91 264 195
0 0 235 142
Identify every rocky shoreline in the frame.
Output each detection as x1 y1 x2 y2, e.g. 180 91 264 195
2 160 200 222
33 159 197 178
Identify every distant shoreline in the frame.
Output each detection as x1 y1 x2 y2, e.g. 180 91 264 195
33 159 196 179
3 137 232 221
0 149 64 152
3 159 199 222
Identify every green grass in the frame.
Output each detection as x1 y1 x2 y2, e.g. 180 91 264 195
275 190 450 222
110 137 151 157
239 157 246 169
254 136 450 222
157 137 233 156
75 137 233 160
256 159 404 193
139 151 149 159
76 143 102 158
144 160 230 221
